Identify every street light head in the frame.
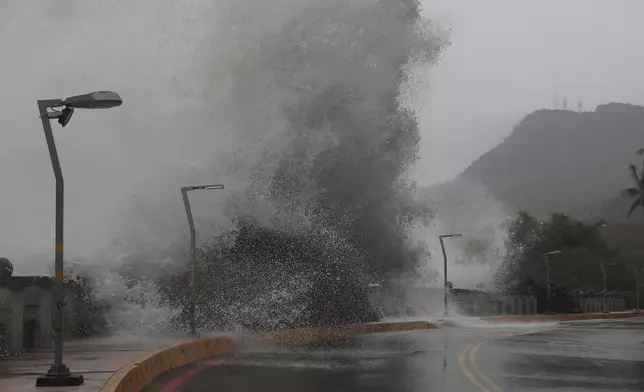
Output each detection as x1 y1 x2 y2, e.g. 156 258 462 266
440 233 463 239
63 91 122 109
203 185 224 190
58 107 74 127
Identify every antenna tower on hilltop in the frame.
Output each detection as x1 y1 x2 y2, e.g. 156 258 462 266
554 93 558 109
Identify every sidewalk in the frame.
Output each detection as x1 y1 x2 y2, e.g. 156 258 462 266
0 336 187 392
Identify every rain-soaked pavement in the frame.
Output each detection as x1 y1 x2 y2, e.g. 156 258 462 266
146 317 644 392
0 336 190 392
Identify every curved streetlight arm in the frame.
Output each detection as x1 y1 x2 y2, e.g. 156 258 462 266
543 250 562 259
39 99 64 110
183 184 225 191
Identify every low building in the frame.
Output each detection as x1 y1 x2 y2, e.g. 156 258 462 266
0 276 54 355
0 274 107 356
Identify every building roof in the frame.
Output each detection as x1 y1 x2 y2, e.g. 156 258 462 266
0 276 53 290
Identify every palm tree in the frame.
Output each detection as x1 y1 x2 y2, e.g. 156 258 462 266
621 150 644 217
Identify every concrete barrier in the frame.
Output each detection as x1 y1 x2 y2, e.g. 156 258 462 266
482 309 644 324
256 320 436 346
100 337 235 392
99 320 436 392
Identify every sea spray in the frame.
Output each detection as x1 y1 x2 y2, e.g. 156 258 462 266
1 0 449 333
157 0 450 330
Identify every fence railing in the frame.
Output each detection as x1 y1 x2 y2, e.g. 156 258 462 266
369 286 631 318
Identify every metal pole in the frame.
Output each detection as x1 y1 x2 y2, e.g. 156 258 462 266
440 236 448 317
544 256 552 314
541 251 561 314
38 100 71 377
636 269 641 310
600 262 607 313
181 188 197 336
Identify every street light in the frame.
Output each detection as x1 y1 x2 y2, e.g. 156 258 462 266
439 233 462 317
636 266 644 311
181 184 225 336
36 91 123 388
543 250 562 314
599 262 619 313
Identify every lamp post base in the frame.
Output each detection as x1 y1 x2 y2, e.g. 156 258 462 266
36 365 84 387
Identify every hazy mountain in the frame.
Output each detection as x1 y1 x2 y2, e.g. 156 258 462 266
424 103 644 223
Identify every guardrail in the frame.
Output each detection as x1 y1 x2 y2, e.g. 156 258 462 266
482 309 644 323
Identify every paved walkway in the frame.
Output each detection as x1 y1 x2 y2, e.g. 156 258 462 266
0 336 188 392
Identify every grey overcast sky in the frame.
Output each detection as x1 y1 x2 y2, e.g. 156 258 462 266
2 1 644 269
417 0 644 185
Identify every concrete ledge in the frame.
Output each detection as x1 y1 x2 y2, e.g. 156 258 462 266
256 320 437 346
100 337 235 392
482 309 644 324
99 320 436 392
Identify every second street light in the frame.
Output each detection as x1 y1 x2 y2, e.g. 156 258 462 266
36 91 123 387
439 233 462 317
181 184 224 336
599 262 618 313
543 250 562 314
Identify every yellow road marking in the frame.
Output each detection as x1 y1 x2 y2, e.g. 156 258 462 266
458 348 493 392
469 341 503 392
459 340 504 392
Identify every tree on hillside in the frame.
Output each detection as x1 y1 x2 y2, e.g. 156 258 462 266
497 212 614 312
621 151 644 218
600 223 644 309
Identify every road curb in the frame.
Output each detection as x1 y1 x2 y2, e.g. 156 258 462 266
256 320 437 346
100 337 235 392
99 320 436 392
481 309 644 323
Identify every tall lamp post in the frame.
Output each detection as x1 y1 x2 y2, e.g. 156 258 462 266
36 91 123 387
543 250 562 314
181 184 224 336
636 266 644 310
439 233 462 317
599 262 618 313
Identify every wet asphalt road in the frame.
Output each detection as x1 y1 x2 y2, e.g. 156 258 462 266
146 318 644 392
